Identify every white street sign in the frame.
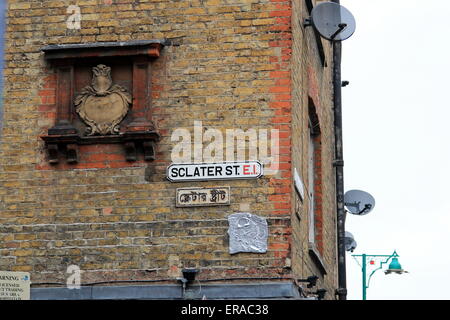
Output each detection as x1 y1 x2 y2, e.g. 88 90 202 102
0 271 30 300
167 161 263 182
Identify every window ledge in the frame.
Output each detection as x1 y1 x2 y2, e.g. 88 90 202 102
308 243 327 275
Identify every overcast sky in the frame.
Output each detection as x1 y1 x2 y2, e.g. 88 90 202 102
341 0 450 300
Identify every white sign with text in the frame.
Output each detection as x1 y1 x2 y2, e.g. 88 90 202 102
0 271 30 300
167 161 263 182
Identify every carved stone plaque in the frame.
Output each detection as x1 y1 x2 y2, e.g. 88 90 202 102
227 212 268 254
75 64 131 135
176 187 230 207
40 41 163 164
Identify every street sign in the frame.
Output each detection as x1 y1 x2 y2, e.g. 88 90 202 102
176 187 230 207
167 161 263 182
0 271 30 300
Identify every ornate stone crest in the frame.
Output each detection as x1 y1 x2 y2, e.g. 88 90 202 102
75 64 131 135
228 212 268 254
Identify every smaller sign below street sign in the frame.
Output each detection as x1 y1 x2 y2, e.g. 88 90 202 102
176 187 231 207
0 271 30 300
167 161 263 182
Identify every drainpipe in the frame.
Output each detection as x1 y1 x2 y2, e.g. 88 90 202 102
332 0 347 301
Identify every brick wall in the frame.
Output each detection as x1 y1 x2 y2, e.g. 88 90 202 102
290 0 337 296
1 0 338 298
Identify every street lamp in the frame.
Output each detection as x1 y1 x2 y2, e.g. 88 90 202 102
352 251 407 300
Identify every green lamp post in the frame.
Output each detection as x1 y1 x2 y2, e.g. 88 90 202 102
352 251 407 300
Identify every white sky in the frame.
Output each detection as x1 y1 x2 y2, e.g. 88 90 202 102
341 0 450 300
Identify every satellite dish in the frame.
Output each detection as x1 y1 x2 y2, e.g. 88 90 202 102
344 190 375 215
344 231 357 252
309 2 356 41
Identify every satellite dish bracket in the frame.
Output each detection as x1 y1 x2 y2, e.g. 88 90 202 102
330 23 348 40
333 159 344 167
303 18 312 28
303 19 347 40
344 202 373 215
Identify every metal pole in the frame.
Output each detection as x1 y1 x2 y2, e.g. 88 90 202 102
362 254 367 300
353 252 399 300
331 0 347 301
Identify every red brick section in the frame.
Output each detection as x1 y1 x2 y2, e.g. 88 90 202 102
313 134 324 255
37 74 57 120
307 63 325 256
267 0 293 266
307 65 320 110
36 73 163 170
